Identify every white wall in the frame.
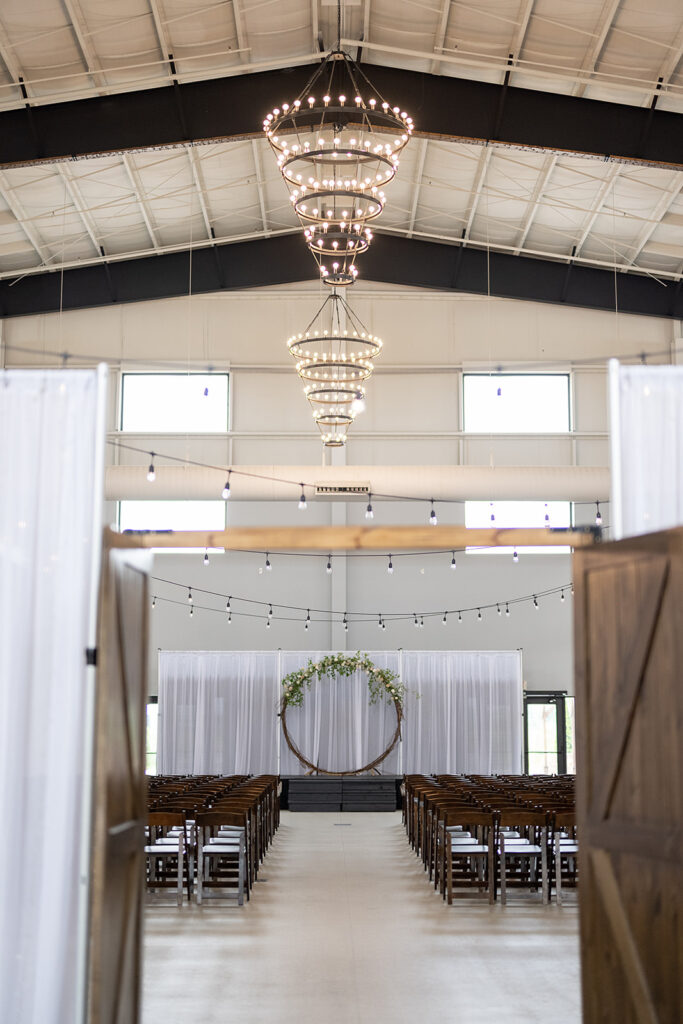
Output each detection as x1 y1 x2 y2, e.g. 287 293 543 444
3 283 679 698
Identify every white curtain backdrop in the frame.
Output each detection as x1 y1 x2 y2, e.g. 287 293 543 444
610 361 683 538
279 651 401 775
157 650 522 777
158 651 280 774
0 369 105 1024
400 651 523 775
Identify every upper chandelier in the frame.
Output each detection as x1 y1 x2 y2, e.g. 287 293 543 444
263 49 413 286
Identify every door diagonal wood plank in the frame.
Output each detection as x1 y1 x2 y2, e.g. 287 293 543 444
591 849 660 1024
592 559 670 822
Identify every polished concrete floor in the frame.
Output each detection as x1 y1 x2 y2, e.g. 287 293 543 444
143 811 581 1024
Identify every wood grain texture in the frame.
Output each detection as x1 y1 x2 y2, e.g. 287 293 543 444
88 548 151 1024
574 528 683 1024
105 525 595 551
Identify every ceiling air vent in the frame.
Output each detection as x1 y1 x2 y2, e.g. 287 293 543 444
315 482 371 499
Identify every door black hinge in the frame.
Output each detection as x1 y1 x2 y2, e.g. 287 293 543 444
85 647 98 667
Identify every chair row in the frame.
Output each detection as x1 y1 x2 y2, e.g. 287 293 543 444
145 775 280 906
404 775 578 906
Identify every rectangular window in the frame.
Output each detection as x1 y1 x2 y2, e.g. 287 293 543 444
463 373 570 433
524 692 573 775
119 499 226 532
146 701 158 776
120 373 229 433
465 500 571 554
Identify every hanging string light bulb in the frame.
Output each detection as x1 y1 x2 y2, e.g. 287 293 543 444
204 549 209 567
387 555 394 575
298 484 307 510
429 501 437 526
365 492 374 520
595 501 603 527
326 554 333 574
265 553 272 572
147 453 156 482
222 471 231 499
451 552 457 570
262 37 413 286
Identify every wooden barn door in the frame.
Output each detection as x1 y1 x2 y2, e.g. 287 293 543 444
574 528 682 1024
88 546 152 1024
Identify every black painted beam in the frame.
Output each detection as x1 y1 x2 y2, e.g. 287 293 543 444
0 233 680 320
0 62 682 169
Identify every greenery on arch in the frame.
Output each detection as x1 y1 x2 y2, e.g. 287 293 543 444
281 651 406 711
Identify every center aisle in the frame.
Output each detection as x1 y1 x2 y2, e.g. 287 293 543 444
143 811 581 1024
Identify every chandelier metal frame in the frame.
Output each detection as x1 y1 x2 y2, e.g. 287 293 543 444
286 290 383 447
263 49 413 286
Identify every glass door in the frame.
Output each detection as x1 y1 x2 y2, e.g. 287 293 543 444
524 693 569 774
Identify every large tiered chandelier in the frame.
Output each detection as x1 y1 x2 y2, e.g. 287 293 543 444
286 292 382 447
263 50 413 286
263 14 412 447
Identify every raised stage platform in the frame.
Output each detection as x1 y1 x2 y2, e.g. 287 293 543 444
281 775 402 812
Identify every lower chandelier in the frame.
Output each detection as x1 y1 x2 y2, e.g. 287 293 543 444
280 652 404 776
287 291 382 448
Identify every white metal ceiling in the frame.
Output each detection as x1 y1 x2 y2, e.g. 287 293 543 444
0 0 681 283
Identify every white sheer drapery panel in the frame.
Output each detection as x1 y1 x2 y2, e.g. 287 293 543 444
0 370 101 1024
401 652 523 775
279 652 401 775
158 651 279 775
611 362 683 538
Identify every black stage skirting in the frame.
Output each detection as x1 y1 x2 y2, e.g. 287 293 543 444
280 775 402 812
